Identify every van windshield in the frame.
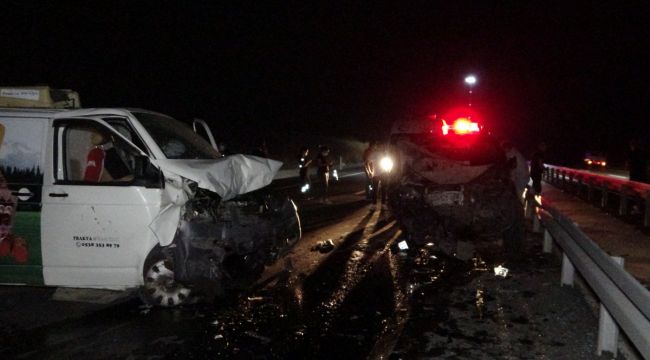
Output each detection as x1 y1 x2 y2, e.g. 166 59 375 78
133 112 220 160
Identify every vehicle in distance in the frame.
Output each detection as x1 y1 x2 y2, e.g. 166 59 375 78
583 152 607 168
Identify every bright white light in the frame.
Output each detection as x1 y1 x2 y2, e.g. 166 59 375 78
494 265 509 277
332 169 339 181
398 240 409 251
379 156 394 172
301 183 310 193
465 75 477 85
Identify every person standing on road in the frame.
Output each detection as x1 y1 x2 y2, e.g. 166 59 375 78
627 139 648 183
368 143 389 210
530 142 547 195
298 146 312 195
501 141 529 203
363 141 377 200
316 146 334 204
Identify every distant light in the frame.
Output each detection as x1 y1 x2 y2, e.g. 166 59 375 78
465 75 477 85
494 265 509 277
398 240 409 251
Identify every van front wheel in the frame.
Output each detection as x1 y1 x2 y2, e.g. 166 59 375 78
141 250 191 307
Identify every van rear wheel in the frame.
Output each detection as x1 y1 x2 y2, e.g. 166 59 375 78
141 250 191 307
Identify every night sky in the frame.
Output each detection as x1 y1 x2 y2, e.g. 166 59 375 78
3 2 650 165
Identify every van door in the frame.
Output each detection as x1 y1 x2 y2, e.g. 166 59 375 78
41 118 163 289
0 115 47 284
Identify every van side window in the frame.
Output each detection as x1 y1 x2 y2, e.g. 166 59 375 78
60 123 137 184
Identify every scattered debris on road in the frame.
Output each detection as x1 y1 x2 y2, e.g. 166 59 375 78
311 239 335 253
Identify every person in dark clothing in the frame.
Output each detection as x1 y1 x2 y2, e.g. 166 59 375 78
298 146 312 194
251 138 269 158
362 141 377 200
530 142 547 195
628 139 648 183
316 146 334 204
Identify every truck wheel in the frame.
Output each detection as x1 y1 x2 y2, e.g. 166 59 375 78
141 249 191 307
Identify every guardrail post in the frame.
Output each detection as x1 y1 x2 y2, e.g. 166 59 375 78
560 253 575 286
645 193 650 227
543 229 553 253
551 168 557 184
576 176 583 197
596 256 624 357
618 187 628 216
601 187 608 209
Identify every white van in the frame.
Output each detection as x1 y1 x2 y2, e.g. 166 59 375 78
0 107 300 306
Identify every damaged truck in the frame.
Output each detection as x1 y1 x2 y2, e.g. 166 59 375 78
386 114 525 258
0 94 300 307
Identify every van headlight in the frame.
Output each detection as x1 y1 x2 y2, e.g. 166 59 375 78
379 156 394 173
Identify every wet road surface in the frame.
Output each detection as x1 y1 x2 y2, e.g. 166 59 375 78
0 174 623 359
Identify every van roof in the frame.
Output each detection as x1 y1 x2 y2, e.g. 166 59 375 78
0 107 170 119
0 107 65 117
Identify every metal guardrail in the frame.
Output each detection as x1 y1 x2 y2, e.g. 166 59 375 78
525 187 650 358
544 164 650 227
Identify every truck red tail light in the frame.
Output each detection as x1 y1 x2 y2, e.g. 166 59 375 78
442 118 480 135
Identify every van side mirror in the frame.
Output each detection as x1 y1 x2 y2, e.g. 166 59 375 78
134 155 164 188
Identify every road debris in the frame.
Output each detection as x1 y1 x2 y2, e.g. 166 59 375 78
311 239 335 253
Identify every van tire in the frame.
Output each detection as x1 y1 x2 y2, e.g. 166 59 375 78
140 247 192 307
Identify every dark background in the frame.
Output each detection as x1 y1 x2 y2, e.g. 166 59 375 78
2 1 650 166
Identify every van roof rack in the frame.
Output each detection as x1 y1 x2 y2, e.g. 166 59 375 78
0 86 81 109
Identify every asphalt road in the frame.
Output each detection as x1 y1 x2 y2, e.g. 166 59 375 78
0 171 623 359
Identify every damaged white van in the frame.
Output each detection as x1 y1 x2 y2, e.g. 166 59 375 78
0 107 300 306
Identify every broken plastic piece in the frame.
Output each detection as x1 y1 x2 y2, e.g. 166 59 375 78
398 240 409 251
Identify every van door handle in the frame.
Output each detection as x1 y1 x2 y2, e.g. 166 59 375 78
12 191 35 197
48 193 69 198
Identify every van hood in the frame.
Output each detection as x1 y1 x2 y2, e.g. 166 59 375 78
154 154 282 200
